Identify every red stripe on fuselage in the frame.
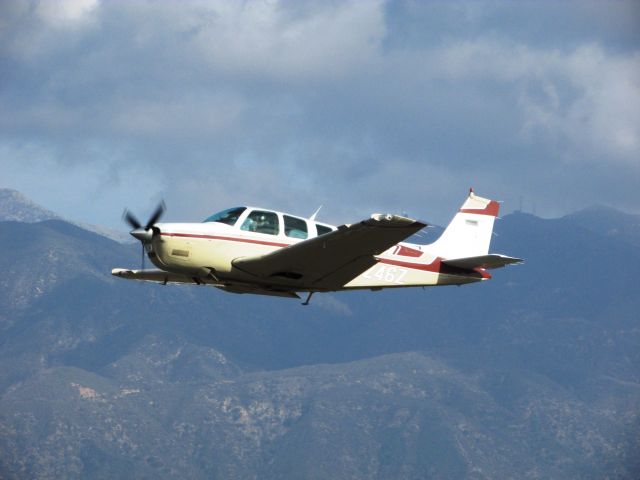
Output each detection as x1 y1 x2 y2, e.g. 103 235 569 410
378 257 440 273
379 257 483 277
160 232 291 248
160 233 482 278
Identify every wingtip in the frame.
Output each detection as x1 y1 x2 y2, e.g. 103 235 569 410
369 213 426 228
112 268 136 277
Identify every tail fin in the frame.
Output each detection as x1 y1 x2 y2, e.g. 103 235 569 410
427 190 500 260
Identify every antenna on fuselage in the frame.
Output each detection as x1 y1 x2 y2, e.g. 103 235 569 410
309 205 323 221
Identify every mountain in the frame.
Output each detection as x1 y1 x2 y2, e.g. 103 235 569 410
0 197 638 478
564 205 640 249
0 188 60 223
0 188 131 243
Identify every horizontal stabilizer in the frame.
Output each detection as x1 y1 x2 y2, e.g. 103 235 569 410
442 254 523 270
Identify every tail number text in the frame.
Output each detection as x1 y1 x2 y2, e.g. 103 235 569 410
363 265 407 285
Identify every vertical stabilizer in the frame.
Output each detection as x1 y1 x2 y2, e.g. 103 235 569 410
427 190 500 259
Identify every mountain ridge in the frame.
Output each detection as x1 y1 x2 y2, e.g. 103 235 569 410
0 188 132 243
0 190 638 478
3 185 639 246
0 188 60 223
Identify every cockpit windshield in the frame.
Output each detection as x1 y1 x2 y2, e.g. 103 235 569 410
203 207 246 226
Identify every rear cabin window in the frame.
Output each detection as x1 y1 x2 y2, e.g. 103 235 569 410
203 207 246 226
284 215 308 239
316 224 333 236
241 210 280 235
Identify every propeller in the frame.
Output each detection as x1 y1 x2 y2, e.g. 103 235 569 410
122 200 166 270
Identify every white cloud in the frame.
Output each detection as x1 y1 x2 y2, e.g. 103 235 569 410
1 0 638 226
425 40 640 167
35 0 100 28
0 0 101 62
562 46 640 163
110 93 247 139
187 0 386 80
314 293 352 316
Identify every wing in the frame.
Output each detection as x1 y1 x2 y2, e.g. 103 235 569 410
111 268 218 285
232 214 427 290
441 254 523 270
112 268 301 298
216 284 300 298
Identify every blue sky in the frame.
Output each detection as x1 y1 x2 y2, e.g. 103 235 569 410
1 0 639 229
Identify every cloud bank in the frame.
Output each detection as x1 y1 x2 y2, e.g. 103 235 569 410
1 0 638 227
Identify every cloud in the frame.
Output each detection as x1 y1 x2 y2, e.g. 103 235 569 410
314 293 353 316
560 46 640 163
189 0 386 80
0 140 164 227
35 0 100 28
0 0 638 226
426 40 640 166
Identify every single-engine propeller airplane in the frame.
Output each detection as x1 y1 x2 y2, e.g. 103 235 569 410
112 190 522 304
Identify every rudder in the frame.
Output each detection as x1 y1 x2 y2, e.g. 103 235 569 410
428 190 500 260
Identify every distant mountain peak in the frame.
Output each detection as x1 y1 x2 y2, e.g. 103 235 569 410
562 203 640 248
566 203 639 219
0 188 60 222
0 187 131 243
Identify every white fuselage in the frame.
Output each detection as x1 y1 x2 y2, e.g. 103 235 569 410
113 191 519 298
147 211 484 293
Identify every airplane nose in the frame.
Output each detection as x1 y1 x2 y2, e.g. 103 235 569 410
130 228 153 242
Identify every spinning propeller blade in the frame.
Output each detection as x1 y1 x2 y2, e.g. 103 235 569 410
122 200 166 270
123 210 142 230
145 201 166 229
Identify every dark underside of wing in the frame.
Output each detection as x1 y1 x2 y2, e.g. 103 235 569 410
111 268 218 285
441 254 523 270
232 214 427 290
111 268 301 298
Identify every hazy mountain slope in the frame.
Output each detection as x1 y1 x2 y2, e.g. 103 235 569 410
0 188 130 242
564 205 640 249
0 202 638 478
2 352 635 479
0 189 59 223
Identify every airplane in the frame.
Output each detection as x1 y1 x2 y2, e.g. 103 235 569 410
112 189 522 304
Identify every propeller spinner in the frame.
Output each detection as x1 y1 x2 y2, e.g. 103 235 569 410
122 201 166 269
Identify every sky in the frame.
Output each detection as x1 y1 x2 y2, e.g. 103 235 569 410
1 0 639 229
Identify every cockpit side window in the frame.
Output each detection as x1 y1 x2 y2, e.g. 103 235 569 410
241 210 280 235
316 223 333 236
203 207 246 226
284 215 308 239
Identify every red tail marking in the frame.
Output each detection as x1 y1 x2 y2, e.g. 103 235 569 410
460 200 500 217
396 245 423 258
